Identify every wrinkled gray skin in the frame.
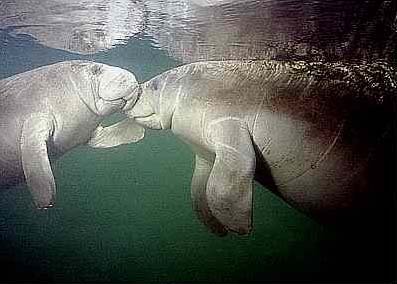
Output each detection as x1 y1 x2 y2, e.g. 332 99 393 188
0 60 143 209
96 60 395 235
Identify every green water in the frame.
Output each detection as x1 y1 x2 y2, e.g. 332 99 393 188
0 33 394 282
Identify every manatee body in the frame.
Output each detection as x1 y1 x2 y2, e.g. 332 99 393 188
0 60 143 208
99 60 395 234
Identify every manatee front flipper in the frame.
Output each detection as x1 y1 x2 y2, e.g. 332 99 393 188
87 118 145 148
206 119 256 234
20 114 56 209
191 155 228 236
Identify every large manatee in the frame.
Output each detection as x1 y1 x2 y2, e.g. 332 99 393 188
95 60 396 235
0 60 143 209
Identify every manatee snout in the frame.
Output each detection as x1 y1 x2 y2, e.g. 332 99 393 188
122 85 142 111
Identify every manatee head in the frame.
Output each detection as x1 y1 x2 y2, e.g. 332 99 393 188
123 74 174 130
70 61 141 116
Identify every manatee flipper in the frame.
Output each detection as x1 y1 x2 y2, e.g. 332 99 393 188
20 114 56 209
206 119 255 234
191 154 228 236
87 118 145 148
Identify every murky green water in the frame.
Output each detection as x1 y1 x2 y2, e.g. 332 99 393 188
0 32 394 283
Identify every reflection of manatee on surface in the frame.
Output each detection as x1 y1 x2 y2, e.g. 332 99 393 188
0 60 143 208
144 0 396 63
0 0 146 54
1 0 394 61
0 0 397 63
189 0 245 7
93 60 396 235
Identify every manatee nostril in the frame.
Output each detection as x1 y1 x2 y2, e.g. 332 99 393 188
121 85 141 109
152 78 159 91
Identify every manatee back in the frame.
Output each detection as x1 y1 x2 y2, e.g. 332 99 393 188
0 64 57 105
250 61 396 213
0 60 93 103
0 62 80 156
0 73 32 104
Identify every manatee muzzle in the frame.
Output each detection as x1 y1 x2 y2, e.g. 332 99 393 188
97 80 141 114
121 85 142 111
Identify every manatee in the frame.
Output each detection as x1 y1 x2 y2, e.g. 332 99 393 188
94 60 396 235
0 60 144 209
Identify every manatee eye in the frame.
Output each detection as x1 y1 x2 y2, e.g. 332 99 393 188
91 65 103 76
152 78 159 91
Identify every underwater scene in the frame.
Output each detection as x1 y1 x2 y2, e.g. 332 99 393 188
0 0 396 283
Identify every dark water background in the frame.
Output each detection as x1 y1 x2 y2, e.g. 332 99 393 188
0 0 395 282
